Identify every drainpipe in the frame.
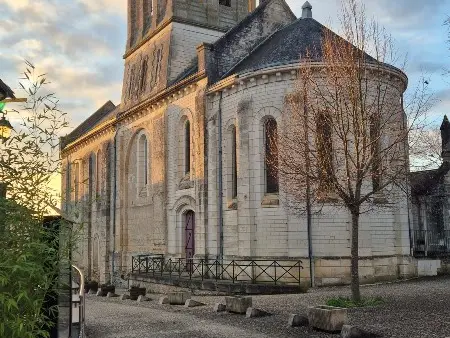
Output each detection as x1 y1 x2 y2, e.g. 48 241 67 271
303 90 314 288
218 92 224 261
111 128 119 284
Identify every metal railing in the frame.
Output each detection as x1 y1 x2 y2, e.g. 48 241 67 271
412 230 450 256
131 256 303 286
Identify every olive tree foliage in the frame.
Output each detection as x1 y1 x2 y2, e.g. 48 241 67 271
0 61 74 338
270 0 432 301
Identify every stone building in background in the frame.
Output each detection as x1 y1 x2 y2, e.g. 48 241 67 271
61 0 423 287
410 116 450 268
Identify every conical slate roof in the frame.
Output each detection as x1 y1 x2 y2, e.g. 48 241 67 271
231 16 377 75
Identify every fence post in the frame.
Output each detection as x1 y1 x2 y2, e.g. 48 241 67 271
138 256 141 274
298 261 301 287
274 261 277 285
201 259 204 281
251 261 255 284
425 230 428 257
232 260 235 284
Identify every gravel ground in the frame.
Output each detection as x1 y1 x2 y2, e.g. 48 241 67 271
85 276 450 338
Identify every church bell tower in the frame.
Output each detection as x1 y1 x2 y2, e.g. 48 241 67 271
121 0 257 109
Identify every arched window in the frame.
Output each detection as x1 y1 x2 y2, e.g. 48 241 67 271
74 161 80 202
231 125 238 199
316 112 333 192
96 150 102 196
185 121 191 175
370 113 381 191
264 118 279 194
143 0 153 32
88 154 95 201
138 133 148 187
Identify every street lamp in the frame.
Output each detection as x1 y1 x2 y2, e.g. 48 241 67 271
0 114 13 141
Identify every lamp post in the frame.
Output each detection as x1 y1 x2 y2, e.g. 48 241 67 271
0 113 12 199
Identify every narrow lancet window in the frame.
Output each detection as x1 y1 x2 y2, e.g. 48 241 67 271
185 121 191 175
265 118 279 194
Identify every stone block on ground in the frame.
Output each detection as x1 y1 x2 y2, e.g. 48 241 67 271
288 314 309 327
96 290 103 297
106 292 118 298
245 307 271 318
119 294 130 301
137 295 150 302
159 296 169 305
184 299 206 308
88 289 96 295
341 325 381 338
214 303 226 312
168 292 192 305
225 296 252 314
308 306 348 332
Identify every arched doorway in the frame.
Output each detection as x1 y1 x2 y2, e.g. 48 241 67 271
184 211 195 271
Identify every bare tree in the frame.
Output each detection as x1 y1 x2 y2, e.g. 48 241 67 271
409 126 442 171
271 0 432 301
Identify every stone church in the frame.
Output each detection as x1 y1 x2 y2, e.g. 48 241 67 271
61 0 418 287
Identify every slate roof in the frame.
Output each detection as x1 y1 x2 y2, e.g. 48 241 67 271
410 162 450 196
61 100 116 149
231 17 377 75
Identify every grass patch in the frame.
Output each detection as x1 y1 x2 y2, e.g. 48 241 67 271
326 296 385 308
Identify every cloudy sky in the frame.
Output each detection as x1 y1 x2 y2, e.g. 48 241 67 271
1 0 449 131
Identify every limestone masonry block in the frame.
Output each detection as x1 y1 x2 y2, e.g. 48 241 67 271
213 303 226 312
225 296 252 314
159 296 169 305
340 325 381 338
287 314 309 327
184 299 206 308
120 294 130 301
106 292 118 298
168 292 192 305
245 307 271 318
308 305 348 332
96 290 102 297
137 295 150 302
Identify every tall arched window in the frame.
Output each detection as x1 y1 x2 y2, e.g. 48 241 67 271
265 118 279 194
185 121 191 175
88 154 95 201
370 113 381 191
138 133 148 187
316 112 333 192
96 150 102 196
231 125 238 199
143 0 153 32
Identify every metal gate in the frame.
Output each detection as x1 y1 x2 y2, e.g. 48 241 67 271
185 211 195 272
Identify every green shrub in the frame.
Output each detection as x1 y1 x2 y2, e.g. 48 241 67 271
326 296 385 308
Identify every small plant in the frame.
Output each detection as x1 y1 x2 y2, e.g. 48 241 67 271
326 296 385 308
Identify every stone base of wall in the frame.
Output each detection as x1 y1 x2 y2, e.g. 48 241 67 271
298 255 418 286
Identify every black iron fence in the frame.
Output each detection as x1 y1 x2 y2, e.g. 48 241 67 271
412 230 450 256
131 256 303 286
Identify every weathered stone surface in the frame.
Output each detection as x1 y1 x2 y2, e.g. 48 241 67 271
184 299 205 308
106 292 118 298
225 296 252 314
213 303 226 312
245 307 271 318
96 290 103 297
88 289 96 295
168 292 192 305
119 294 130 301
341 325 381 338
159 296 169 305
288 314 309 327
137 295 150 302
308 306 348 332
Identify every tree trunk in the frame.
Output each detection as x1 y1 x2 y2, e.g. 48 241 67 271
350 210 361 302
